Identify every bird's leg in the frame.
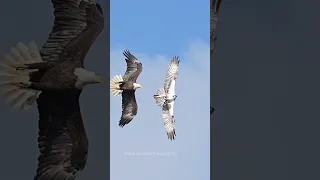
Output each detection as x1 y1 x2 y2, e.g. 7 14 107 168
18 81 53 91
14 61 56 71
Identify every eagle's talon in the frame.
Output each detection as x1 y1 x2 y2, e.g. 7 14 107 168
19 81 31 88
13 64 28 71
16 67 27 71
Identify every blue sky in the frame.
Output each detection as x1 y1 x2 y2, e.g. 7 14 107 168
110 0 210 180
110 0 209 55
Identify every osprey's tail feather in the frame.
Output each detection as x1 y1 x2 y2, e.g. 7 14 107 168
0 41 42 110
153 88 166 106
110 75 123 96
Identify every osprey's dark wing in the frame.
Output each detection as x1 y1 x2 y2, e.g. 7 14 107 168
210 0 222 57
122 50 143 82
119 91 138 127
164 56 179 93
34 91 88 180
40 0 104 65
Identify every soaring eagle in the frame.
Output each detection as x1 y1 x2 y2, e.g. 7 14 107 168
110 50 143 127
0 0 104 179
153 56 180 140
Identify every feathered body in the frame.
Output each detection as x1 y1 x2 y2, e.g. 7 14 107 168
154 56 180 140
0 0 104 179
110 50 143 127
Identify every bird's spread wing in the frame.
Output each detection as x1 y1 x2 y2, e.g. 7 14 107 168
164 56 180 94
162 102 176 140
34 91 88 180
122 50 143 82
119 91 138 127
40 0 104 64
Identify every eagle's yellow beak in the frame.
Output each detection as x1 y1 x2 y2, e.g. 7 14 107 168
96 75 104 84
137 84 143 88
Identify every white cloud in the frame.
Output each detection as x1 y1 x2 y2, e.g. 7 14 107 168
110 40 210 180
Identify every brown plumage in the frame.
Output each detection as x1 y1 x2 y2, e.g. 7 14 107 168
110 50 143 127
0 1 105 179
32 1 104 179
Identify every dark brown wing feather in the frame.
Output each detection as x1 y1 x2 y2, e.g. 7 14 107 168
60 2 104 65
119 91 138 127
34 90 88 180
122 50 143 82
40 0 104 65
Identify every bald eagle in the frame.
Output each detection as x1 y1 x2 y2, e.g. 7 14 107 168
110 50 143 127
153 56 180 140
0 0 104 179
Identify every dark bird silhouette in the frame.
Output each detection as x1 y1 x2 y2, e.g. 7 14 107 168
0 0 105 179
110 50 143 127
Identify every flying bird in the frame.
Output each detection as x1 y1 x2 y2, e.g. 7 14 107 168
0 0 104 179
153 56 180 140
110 50 143 127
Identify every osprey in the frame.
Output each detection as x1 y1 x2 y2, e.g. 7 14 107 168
153 56 180 140
110 50 143 127
0 0 104 179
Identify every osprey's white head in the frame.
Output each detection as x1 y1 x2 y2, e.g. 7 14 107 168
133 83 143 90
74 68 104 88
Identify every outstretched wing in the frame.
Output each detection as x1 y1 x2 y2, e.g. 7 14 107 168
34 91 88 180
164 56 180 94
162 102 176 140
119 91 138 127
122 50 143 82
40 0 104 65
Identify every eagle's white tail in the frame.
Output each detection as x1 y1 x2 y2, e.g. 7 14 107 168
0 41 42 110
110 75 123 96
153 88 166 106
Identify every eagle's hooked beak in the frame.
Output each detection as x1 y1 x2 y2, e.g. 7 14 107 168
96 75 104 84
137 84 143 88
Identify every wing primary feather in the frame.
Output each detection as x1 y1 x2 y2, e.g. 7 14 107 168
119 91 138 127
122 50 143 82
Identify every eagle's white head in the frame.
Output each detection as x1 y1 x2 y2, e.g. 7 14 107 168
74 68 104 88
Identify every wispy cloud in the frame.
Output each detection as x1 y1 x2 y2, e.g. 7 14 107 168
110 40 210 180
